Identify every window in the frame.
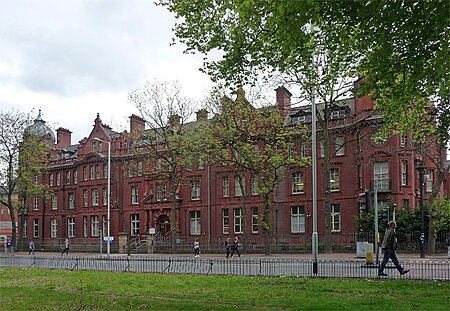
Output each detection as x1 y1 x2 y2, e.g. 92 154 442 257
92 189 99 207
162 184 167 201
222 176 229 197
234 175 244 197
400 136 407 148
68 218 75 238
330 168 339 192
156 159 161 172
83 190 88 207
49 173 54 186
251 175 258 195
191 180 200 200
331 204 341 232
103 164 108 179
90 166 94 180
102 188 107 206
131 186 139 205
66 171 71 185
426 170 433 192
73 170 78 184
374 162 389 191
291 206 305 233
23 219 27 238
401 160 408 186
92 140 97 152
68 193 75 209
156 184 161 202
91 216 99 237
402 199 409 209
319 141 325 158
222 209 229 234
288 145 294 159
95 164 100 179
98 141 103 152
33 175 39 185
51 195 58 210
83 166 88 181
198 159 204 170
33 197 39 210
251 207 258 233
131 214 140 236
300 141 309 158
83 216 88 238
56 172 60 186
137 161 143 176
234 208 243 233
292 172 304 194
51 219 57 238
128 162 133 177
33 219 39 238
102 215 107 237
335 136 344 156
358 165 362 189
190 211 201 235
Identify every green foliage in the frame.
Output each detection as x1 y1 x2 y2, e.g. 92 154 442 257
1 267 449 310
432 196 450 232
355 207 426 233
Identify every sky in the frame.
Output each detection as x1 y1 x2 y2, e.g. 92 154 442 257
0 0 215 143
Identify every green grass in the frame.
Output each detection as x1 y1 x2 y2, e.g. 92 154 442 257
0 268 448 310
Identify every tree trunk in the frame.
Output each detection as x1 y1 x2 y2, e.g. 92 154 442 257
262 194 272 256
171 183 177 253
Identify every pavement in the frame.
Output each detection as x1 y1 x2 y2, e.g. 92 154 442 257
10 251 450 260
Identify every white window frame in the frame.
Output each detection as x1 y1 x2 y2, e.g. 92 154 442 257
291 206 305 233
90 166 94 180
92 189 99 207
191 180 200 200
292 172 304 194
222 176 229 197
102 215 107 237
102 188 107 206
330 168 339 192
56 172 60 186
335 136 345 156
51 195 58 210
33 197 39 210
137 161 143 176
33 219 39 238
233 208 243 234
91 216 99 237
73 170 78 184
95 164 100 179
131 186 139 205
401 160 408 186
83 190 88 207
51 218 57 238
49 173 54 186
300 141 309 158
331 204 341 232
68 217 75 238
131 214 140 236
83 216 88 238
23 219 28 238
251 175 258 195
83 166 88 181
156 184 161 202
222 209 229 234
69 192 75 209
426 170 433 192
251 207 258 233
234 175 244 197
190 211 201 235
66 171 71 185
374 161 389 191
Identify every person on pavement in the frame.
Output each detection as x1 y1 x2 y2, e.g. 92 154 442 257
230 236 241 257
28 240 35 255
379 221 410 277
61 238 70 255
224 237 231 258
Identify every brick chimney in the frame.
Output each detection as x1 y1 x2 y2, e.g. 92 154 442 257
129 114 145 135
196 109 208 121
275 86 292 117
56 128 72 148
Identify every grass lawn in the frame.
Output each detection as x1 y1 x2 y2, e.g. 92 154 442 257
0 267 448 310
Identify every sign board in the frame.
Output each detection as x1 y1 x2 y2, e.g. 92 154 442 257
149 228 156 235
103 236 115 242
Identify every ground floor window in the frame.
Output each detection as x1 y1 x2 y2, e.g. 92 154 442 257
91 216 99 237
67 218 75 238
51 218 57 238
190 211 201 235
251 207 259 233
331 204 341 232
222 209 229 234
234 208 243 234
33 219 39 238
131 214 140 236
291 206 305 233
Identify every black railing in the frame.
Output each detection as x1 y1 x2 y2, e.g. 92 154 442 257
0 254 448 281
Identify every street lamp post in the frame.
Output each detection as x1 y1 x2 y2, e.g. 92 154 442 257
417 161 425 258
94 138 111 257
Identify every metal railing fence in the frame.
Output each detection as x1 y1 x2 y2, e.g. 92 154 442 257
0 254 448 281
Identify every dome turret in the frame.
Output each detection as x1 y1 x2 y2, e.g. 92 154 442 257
24 109 55 143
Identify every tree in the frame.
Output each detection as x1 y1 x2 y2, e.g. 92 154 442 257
159 0 365 252
204 87 310 255
0 110 46 249
128 80 202 252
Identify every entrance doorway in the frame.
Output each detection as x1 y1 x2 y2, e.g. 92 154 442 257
156 215 170 237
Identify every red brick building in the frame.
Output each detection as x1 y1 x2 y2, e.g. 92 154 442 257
20 88 449 252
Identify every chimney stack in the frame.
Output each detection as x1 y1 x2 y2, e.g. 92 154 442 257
196 109 208 121
129 114 145 135
56 128 72 148
275 86 292 117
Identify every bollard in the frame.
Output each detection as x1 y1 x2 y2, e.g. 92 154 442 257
365 242 373 265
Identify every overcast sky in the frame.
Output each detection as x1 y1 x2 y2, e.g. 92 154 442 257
0 0 215 143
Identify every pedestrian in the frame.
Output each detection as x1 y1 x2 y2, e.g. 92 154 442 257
6 238 12 254
193 238 200 257
230 236 241 257
61 238 70 255
447 236 450 259
28 240 35 255
224 237 231 258
378 221 410 277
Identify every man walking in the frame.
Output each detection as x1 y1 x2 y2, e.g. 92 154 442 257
28 240 35 255
379 221 410 277
61 238 70 255
224 237 231 258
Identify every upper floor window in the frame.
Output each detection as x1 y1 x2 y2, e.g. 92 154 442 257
66 171 71 185
319 141 325 158
401 160 408 186
156 184 161 202
190 211 201 235
56 172 60 186
400 135 407 148
374 161 389 191
103 164 108 179
191 180 200 200
90 166 95 180
137 161 143 176
50 218 57 238
95 164 100 179
330 168 340 192
292 172 304 194
83 166 88 181
156 159 161 172
300 141 309 158
426 170 433 192
33 197 39 210
83 190 88 207
222 176 229 197
102 188 107 206
73 170 78 184
68 193 75 209
233 208 243 234
68 217 75 238
251 175 258 195
335 136 344 156
34 175 39 185
162 184 167 201
234 175 244 197
131 186 139 205
128 162 133 177
49 173 54 186
51 195 58 210
92 189 99 207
